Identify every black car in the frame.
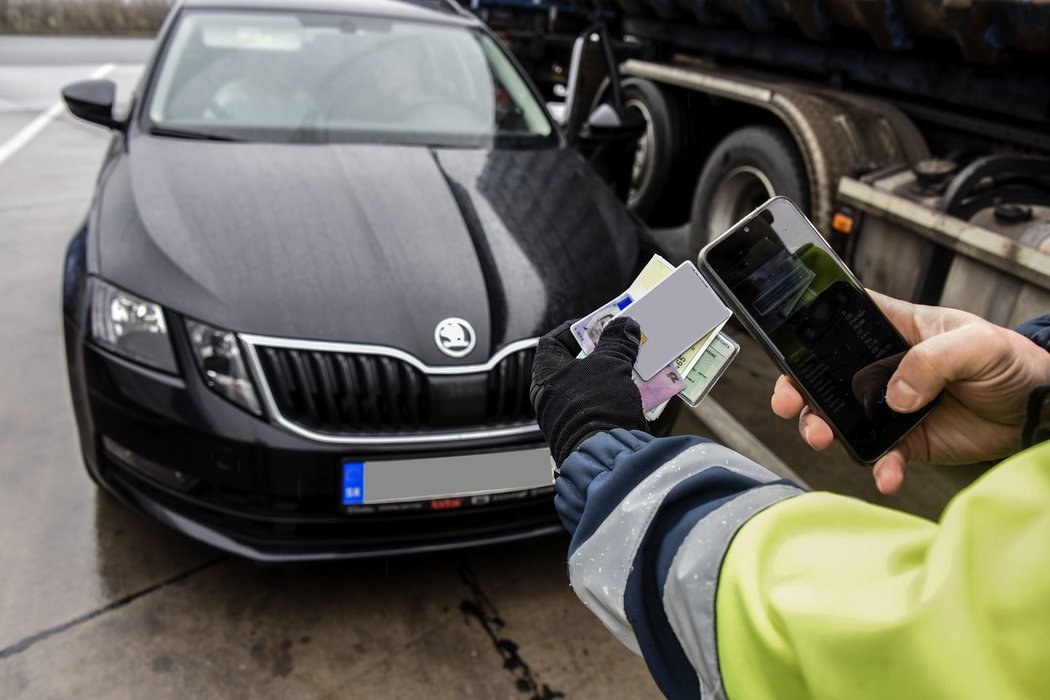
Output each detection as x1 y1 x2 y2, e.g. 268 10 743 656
62 0 658 560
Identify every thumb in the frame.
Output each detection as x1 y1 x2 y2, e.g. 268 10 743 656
591 316 641 365
885 324 992 413
870 290 975 345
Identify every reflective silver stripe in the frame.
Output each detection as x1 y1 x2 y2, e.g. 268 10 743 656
567 443 787 656
664 483 804 700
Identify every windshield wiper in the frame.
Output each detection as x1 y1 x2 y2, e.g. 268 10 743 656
149 125 242 142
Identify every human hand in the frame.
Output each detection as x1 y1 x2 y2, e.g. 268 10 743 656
530 317 649 467
771 292 1050 494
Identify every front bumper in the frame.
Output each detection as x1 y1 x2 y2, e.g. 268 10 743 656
69 327 561 562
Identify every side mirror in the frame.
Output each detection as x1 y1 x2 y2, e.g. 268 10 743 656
62 80 124 131
577 103 645 144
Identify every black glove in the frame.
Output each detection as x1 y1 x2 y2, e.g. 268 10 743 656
530 316 649 467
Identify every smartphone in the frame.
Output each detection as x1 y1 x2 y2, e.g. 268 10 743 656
698 196 938 464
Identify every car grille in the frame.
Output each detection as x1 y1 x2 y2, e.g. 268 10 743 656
252 344 537 435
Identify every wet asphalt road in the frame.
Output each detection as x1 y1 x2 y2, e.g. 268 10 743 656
0 34 981 700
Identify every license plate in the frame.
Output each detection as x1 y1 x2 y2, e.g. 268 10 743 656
341 448 554 512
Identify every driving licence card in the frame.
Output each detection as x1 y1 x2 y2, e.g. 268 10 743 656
635 364 685 411
617 262 731 381
571 291 633 355
574 348 685 412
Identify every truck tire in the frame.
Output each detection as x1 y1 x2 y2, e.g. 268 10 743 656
621 78 697 226
688 125 809 252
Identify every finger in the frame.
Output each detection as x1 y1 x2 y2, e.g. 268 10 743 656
771 374 805 419
546 319 582 354
885 323 1003 413
872 448 908 495
591 316 641 364
532 324 580 384
798 407 834 451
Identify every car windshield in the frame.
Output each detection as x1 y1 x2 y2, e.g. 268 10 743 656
145 9 557 147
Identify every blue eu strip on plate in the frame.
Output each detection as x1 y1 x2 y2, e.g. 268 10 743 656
342 461 365 505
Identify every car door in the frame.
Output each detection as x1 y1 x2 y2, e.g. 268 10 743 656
561 24 644 202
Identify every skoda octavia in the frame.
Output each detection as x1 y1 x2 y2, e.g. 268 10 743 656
62 0 655 560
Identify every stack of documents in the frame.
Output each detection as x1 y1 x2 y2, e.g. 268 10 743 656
571 255 741 419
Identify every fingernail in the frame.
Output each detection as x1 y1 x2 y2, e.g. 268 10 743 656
873 464 892 494
887 379 919 411
802 424 811 443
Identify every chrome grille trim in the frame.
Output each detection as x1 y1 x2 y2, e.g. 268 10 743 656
240 334 539 375
240 334 542 445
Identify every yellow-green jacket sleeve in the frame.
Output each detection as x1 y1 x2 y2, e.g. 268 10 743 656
716 441 1050 700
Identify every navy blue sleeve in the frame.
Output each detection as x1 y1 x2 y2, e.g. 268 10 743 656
558 430 805 699
1014 313 1050 352
554 429 709 543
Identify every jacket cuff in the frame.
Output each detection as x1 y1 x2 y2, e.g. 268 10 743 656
554 430 707 542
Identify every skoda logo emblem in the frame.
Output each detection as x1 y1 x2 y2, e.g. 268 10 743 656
435 318 476 358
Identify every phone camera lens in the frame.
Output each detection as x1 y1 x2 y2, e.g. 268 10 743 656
744 227 750 233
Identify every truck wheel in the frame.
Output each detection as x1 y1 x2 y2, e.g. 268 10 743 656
689 126 809 252
621 79 696 226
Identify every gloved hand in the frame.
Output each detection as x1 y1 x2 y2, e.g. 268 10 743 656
530 316 649 467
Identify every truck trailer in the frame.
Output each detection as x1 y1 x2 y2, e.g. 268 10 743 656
474 0 1050 329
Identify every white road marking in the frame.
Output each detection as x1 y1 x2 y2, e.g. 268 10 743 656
0 62 114 167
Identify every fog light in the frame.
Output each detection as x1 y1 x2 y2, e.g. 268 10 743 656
102 436 198 492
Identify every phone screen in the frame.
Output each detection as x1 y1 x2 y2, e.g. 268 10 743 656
703 198 932 462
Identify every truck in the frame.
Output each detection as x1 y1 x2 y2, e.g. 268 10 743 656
471 0 1050 329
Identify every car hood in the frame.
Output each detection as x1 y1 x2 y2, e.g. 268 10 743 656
97 137 639 366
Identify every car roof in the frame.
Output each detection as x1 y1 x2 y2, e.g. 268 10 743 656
178 0 480 26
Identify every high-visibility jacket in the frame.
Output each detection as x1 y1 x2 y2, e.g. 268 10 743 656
556 321 1050 700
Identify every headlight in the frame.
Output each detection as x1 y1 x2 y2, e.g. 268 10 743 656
185 320 262 415
90 279 177 373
